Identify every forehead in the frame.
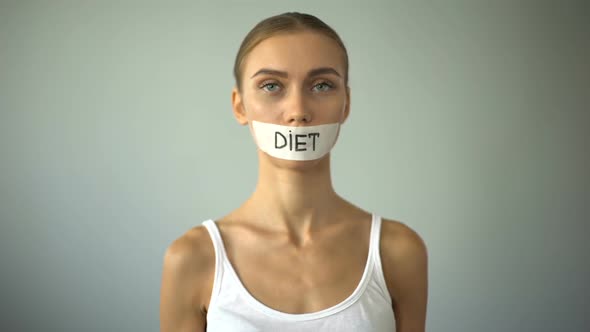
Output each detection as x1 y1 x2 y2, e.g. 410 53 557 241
243 31 345 77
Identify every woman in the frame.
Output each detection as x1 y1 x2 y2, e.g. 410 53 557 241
160 12 428 332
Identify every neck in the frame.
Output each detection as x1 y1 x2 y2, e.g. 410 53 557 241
241 151 346 238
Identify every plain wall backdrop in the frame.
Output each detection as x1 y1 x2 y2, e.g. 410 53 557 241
1 0 588 331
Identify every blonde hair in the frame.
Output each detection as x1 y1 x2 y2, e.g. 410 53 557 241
233 12 349 92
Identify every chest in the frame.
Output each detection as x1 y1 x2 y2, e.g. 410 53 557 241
214 222 371 314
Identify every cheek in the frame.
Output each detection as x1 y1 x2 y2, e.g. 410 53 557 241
317 98 347 121
244 99 282 121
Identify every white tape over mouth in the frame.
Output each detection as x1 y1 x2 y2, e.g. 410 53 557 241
251 120 341 161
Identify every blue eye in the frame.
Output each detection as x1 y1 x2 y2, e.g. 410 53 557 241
261 82 281 92
313 81 333 92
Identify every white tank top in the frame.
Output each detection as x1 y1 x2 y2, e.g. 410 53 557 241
201 214 396 331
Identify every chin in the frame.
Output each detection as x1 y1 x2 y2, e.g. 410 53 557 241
263 152 330 171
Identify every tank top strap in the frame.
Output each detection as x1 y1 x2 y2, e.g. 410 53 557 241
369 214 393 305
201 219 226 309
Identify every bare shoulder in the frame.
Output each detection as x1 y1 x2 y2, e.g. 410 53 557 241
380 218 428 263
164 224 215 271
163 224 216 309
160 224 215 331
379 218 428 298
380 218 428 330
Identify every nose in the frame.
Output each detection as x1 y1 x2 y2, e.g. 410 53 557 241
283 90 312 125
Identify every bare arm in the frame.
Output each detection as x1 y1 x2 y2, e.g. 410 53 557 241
160 230 211 332
382 220 429 332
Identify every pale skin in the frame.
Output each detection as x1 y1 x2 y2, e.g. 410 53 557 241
160 31 428 331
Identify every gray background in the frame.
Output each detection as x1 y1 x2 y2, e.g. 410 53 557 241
1 0 588 331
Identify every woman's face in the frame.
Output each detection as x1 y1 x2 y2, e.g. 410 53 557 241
232 31 350 129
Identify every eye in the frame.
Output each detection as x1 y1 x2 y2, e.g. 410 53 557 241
260 81 281 93
312 81 334 92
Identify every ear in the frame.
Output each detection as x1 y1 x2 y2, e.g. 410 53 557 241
341 86 351 124
231 87 249 126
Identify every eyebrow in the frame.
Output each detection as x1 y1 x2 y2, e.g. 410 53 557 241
250 67 342 79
